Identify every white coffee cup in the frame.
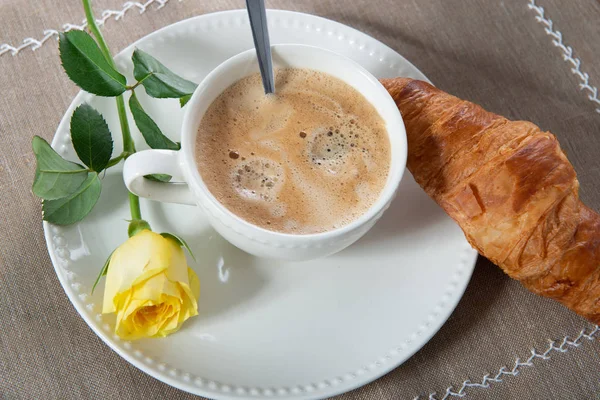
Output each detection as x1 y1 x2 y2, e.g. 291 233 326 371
123 44 407 261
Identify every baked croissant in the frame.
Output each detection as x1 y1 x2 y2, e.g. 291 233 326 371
381 77 600 324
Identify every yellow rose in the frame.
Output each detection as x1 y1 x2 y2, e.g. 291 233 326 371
102 230 200 340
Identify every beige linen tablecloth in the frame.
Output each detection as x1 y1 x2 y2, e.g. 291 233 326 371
1 1 599 399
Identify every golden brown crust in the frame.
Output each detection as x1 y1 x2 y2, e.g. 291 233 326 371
381 77 600 324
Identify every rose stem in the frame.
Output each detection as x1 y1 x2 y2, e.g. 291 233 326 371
81 0 142 221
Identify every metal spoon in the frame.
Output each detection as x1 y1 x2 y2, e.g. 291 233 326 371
246 0 275 94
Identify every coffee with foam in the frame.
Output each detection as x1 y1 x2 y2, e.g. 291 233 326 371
195 68 390 234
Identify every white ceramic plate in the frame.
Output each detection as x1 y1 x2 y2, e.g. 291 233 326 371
45 10 477 399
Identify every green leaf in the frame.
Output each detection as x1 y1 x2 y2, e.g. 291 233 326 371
129 92 180 150
144 174 172 182
128 219 152 238
160 232 196 262
132 49 197 98
42 172 102 225
59 30 127 97
91 249 114 294
70 104 114 172
32 136 88 200
179 94 192 107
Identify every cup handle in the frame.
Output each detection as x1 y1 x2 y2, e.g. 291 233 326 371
123 149 196 205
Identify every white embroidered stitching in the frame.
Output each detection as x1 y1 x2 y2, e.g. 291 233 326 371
528 0 600 114
0 0 172 57
418 326 599 400
417 1 600 398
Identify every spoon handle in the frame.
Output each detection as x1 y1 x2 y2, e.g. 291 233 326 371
246 0 275 94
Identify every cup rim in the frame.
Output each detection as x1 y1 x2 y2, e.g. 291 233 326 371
180 44 407 239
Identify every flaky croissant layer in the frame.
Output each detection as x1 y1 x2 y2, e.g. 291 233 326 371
381 78 600 324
